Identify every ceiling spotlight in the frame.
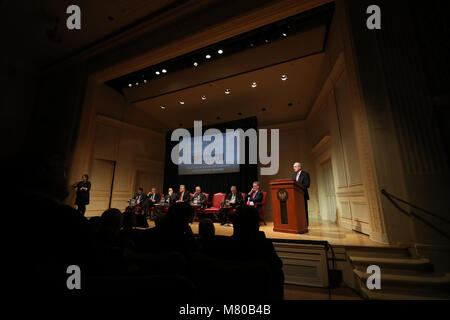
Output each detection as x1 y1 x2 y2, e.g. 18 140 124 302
282 33 287 37
281 74 287 81
250 43 254 47
143 79 147 83
179 101 185 105
224 89 230 94
128 83 132 87
201 95 206 100
251 82 257 88
193 62 198 67
205 54 211 59
135 82 139 85
160 105 166 109
155 71 160 75
218 49 223 54
265 39 269 43
162 69 167 73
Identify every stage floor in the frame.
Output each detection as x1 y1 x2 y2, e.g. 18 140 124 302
148 219 388 247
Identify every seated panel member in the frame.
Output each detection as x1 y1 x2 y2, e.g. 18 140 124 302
147 187 161 206
219 186 243 225
164 188 177 206
146 187 161 219
176 184 190 203
191 186 207 208
131 187 147 214
246 181 263 210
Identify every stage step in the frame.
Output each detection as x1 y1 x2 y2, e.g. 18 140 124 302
348 255 433 273
353 269 450 288
358 284 450 300
347 247 450 300
345 245 411 259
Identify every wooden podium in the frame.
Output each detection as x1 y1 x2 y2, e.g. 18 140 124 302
270 179 308 234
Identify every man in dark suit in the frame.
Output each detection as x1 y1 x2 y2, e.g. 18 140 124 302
146 187 161 219
219 185 244 225
132 187 147 214
164 187 177 206
176 184 190 203
292 162 311 226
191 186 207 208
246 181 264 219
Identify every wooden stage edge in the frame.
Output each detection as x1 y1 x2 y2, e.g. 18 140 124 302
148 219 391 248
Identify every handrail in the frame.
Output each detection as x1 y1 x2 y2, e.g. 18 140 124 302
381 189 450 224
381 189 450 241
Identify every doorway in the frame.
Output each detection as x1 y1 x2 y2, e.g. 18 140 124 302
318 159 337 222
87 159 116 216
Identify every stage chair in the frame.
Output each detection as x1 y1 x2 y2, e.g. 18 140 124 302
192 193 209 222
256 191 267 225
203 192 226 220
224 192 247 217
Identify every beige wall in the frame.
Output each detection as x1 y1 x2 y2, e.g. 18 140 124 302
69 84 165 216
259 121 318 222
259 0 371 236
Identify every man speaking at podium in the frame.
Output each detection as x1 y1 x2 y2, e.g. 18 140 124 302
292 162 310 226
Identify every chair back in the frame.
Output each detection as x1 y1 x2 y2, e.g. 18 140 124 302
211 193 226 208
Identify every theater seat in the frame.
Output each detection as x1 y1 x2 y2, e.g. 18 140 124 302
202 193 226 217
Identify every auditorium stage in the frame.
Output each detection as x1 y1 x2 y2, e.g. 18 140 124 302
147 219 388 247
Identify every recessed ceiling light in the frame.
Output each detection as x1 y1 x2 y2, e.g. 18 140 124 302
179 101 185 105
128 83 132 87
250 43 254 47
282 33 287 37
224 89 230 94
251 82 257 88
143 79 147 83
265 39 269 43
201 95 206 100
162 69 167 73
218 49 223 54
193 62 198 67
155 71 160 75
160 105 166 109
205 54 211 59
135 82 139 85
281 74 287 81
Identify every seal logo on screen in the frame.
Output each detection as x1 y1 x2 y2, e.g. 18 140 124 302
171 121 279 175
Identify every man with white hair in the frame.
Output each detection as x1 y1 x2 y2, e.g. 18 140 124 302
292 162 311 226
176 184 190 203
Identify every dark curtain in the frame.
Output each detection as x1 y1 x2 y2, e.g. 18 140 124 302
163 117 258 200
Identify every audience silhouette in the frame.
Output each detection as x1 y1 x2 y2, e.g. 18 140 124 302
6 152 284 299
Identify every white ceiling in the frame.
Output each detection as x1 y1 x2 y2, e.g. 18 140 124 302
133 52 327 132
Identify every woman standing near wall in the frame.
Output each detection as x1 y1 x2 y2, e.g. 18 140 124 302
73 174 91 216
